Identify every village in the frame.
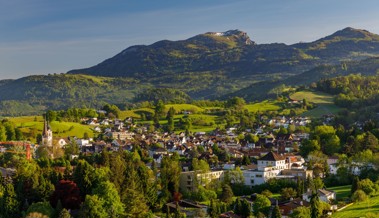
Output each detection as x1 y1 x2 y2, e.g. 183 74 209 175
11 112 351 217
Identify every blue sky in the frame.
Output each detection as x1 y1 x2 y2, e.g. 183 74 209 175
1 0 379 79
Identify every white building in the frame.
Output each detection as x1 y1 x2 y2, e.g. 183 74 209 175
243 151 287 186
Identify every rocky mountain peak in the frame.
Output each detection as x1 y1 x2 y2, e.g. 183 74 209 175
204 29 254 45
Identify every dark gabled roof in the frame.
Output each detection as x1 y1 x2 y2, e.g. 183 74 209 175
259 151 285 161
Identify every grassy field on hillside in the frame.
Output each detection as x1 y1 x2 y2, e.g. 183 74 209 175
328 185 351 200
290 91 342 118
290 91 334 104
332 194 379 218
8 116 94 141
165 104 204 113
119 108 155 119
244 101 281 113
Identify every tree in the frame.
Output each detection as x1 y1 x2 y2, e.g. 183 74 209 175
73 159 95 197
245 133 259 143
50 180 81 210
208 199 219 218
242 155 251 165
109 154 126 192
0 182 20 217
310 192 320 218
324 135 341 155
80 195 108 218
220 184 234 204
291 206 310 218
351 176 360 195
296 177 305 197
102 104 120 118
92 181 124 217
0 125 6 141
226 97 246 111
280 187 297 200
351 190 368 202
299 139 320 157
192 158 210 172
160 156 181 199
313 177 324 190
358 178 376 196
58 208 71 218
25 201 54 218
272 205 281 218
253 194 271 217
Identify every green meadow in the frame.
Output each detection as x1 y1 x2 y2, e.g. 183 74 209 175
290 91 342 118
8 116 94 142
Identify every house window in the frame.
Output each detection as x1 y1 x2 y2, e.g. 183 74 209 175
256 175 262 178
250 179 254 184
187 181 191 185
187 175 191 180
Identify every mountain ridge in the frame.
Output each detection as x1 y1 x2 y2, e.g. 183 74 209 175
68 27 379 78
2 27 379 115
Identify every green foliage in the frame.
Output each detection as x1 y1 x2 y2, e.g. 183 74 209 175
351 176 360 195
351 189 368 202
272 205 282 218
80 195 108 218
0 182 20 217
73 159 96 197
291 206 310 218
58 208 71 218
160 155 181 197
134 88 192 103
253 194 271 217
280 187 297 200
191 159 210 172
92 181 124 216
220 184 234 204
358 178 378 196
25 201 55 218
310 193 320 218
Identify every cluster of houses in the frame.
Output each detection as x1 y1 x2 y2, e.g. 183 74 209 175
0 114 342 217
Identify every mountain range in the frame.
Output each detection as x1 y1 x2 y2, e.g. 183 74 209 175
2 27 379 115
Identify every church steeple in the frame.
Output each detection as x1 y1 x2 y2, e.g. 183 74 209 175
43 114 48 137
42 113 53 147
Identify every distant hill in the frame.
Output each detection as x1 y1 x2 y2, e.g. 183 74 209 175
69 28 379 80
0 74 150 116
230 57 379 101
3 27 379 115
67 27 379 99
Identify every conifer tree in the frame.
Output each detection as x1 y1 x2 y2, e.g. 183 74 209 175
351 176 360 195
310 192 320 218
271 205 281 218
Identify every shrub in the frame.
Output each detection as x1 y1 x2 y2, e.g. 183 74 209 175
351 190 368 202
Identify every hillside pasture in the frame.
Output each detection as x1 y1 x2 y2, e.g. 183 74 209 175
332 194 379 218
8 116 94 141
119 108 155 119
244 101 281 113
290 91 342 118
290 91 334 104
165 104 204 114
328 185 351 200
